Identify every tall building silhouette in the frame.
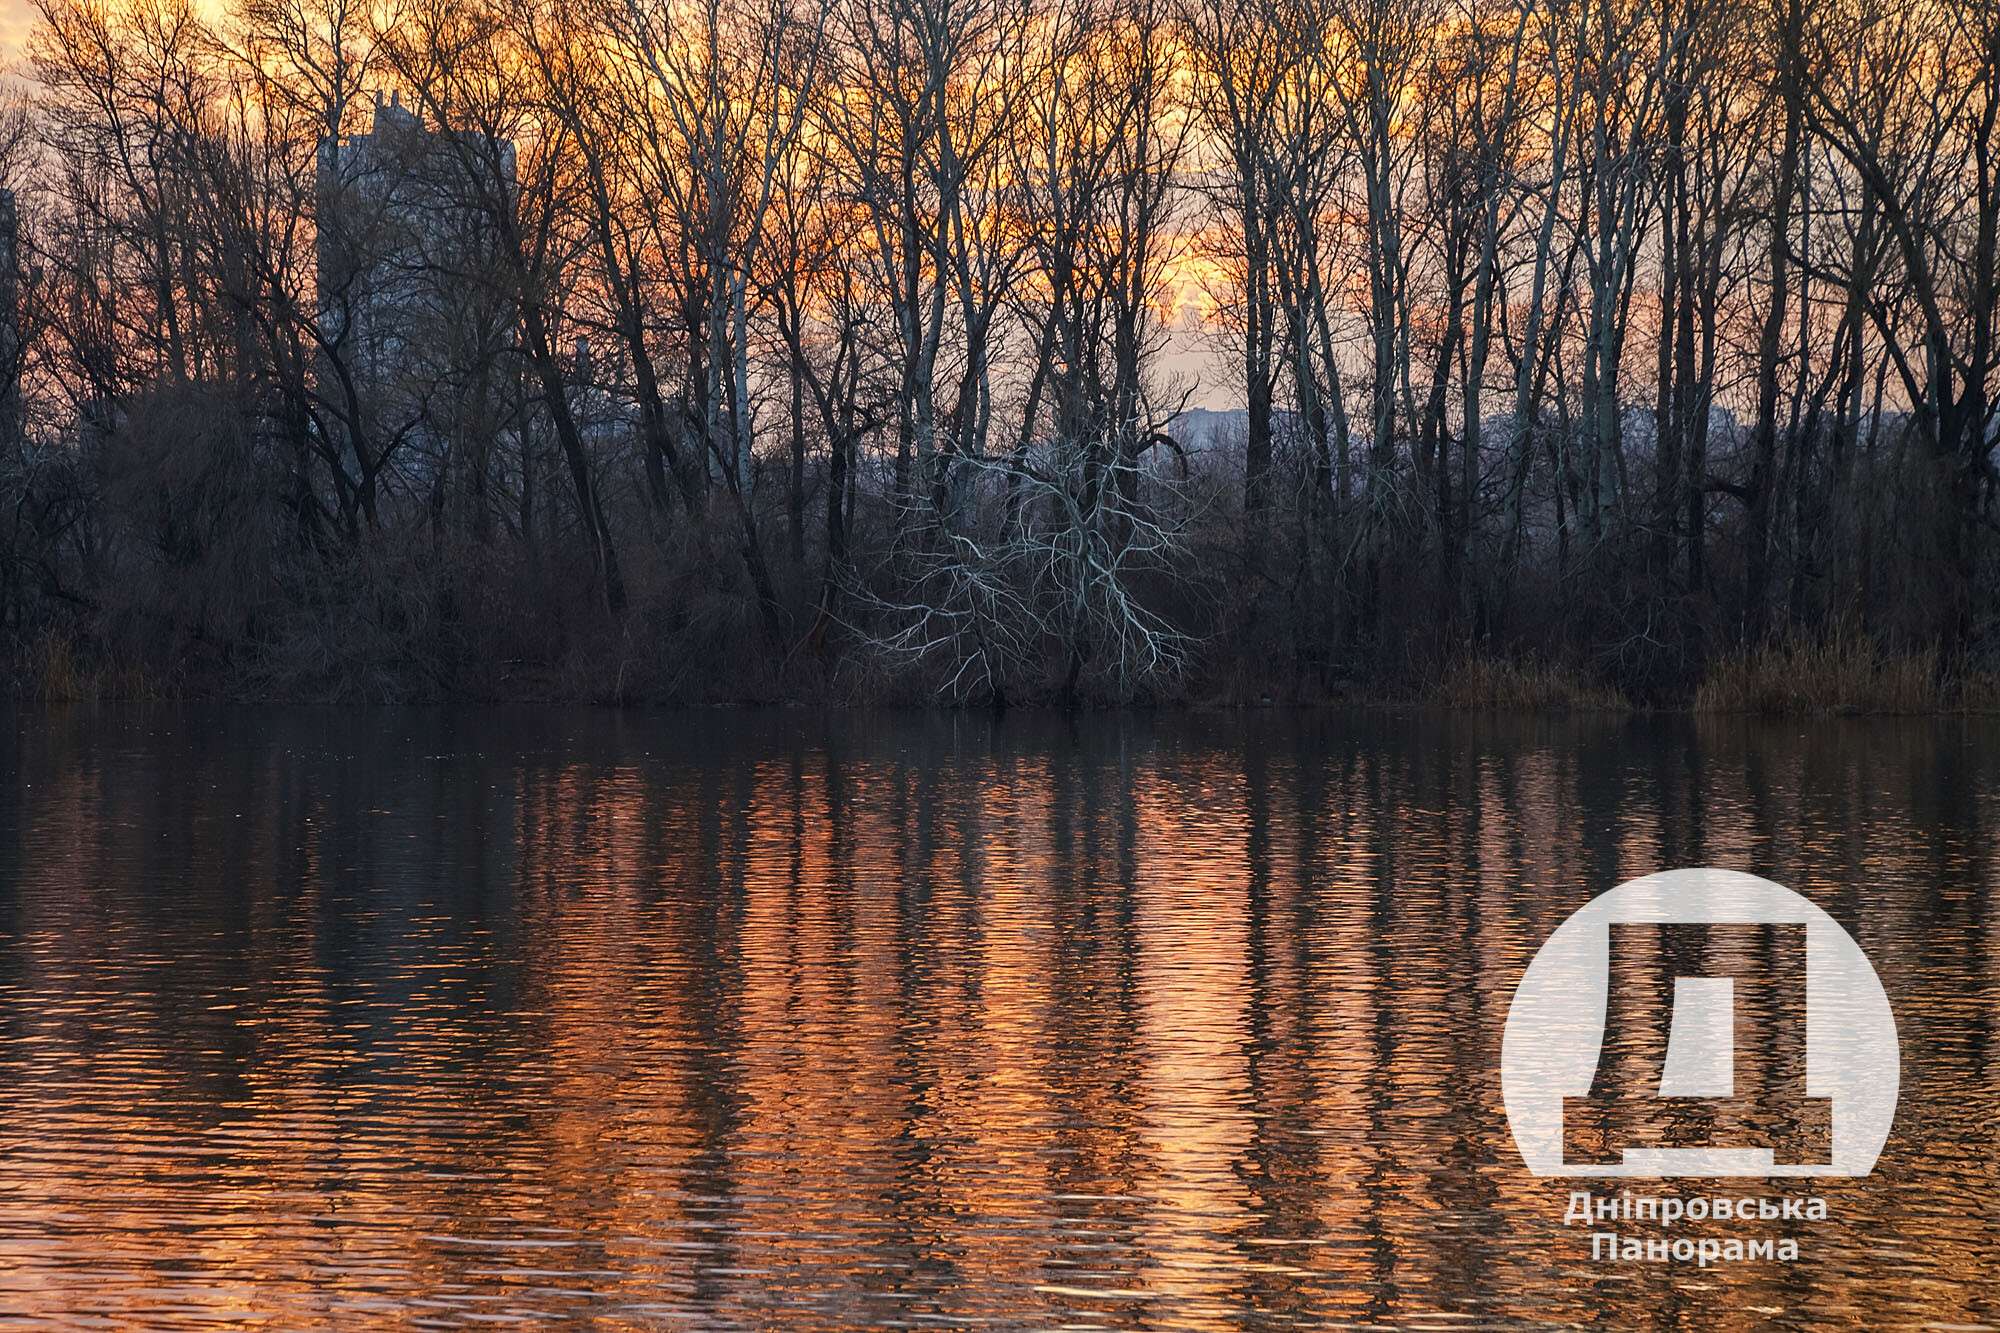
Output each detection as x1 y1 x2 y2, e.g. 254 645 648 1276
314 93 519 506
0 188 21 447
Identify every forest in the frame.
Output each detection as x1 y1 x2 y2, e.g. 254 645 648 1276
0 0 1995 706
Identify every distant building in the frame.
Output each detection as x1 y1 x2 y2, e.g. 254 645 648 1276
0 189 20 447
315 94 519 502
566 335 640 455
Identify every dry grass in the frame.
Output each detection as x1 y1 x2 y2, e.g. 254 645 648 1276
20 632 163 702
1426 654 1630 712
1694 635 2000 714
27 632 82 701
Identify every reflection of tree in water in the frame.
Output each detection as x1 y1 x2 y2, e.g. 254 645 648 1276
0 709 1994 1325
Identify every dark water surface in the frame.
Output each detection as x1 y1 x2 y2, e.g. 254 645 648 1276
0 707 1994 1327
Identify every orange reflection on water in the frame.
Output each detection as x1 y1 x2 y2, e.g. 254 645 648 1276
0 709 1995 1326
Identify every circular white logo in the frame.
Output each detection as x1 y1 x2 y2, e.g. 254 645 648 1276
1502 868 1899 1177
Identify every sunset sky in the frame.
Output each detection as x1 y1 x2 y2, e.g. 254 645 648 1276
0 0 1243 404
0 3 32 59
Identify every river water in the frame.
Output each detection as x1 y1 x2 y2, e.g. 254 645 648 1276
0 707 1993 1326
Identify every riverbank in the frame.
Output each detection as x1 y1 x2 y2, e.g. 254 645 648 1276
1420 640 2000 716
15 628 2000 716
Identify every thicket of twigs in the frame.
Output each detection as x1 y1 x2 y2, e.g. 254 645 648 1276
1 0 1997 710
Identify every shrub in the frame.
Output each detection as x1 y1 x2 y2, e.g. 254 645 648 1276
1426 654 1630 712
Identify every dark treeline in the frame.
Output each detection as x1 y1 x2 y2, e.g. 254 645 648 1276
0 0 1995 704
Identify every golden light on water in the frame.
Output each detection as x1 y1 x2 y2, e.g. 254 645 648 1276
0 713 1994 1324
